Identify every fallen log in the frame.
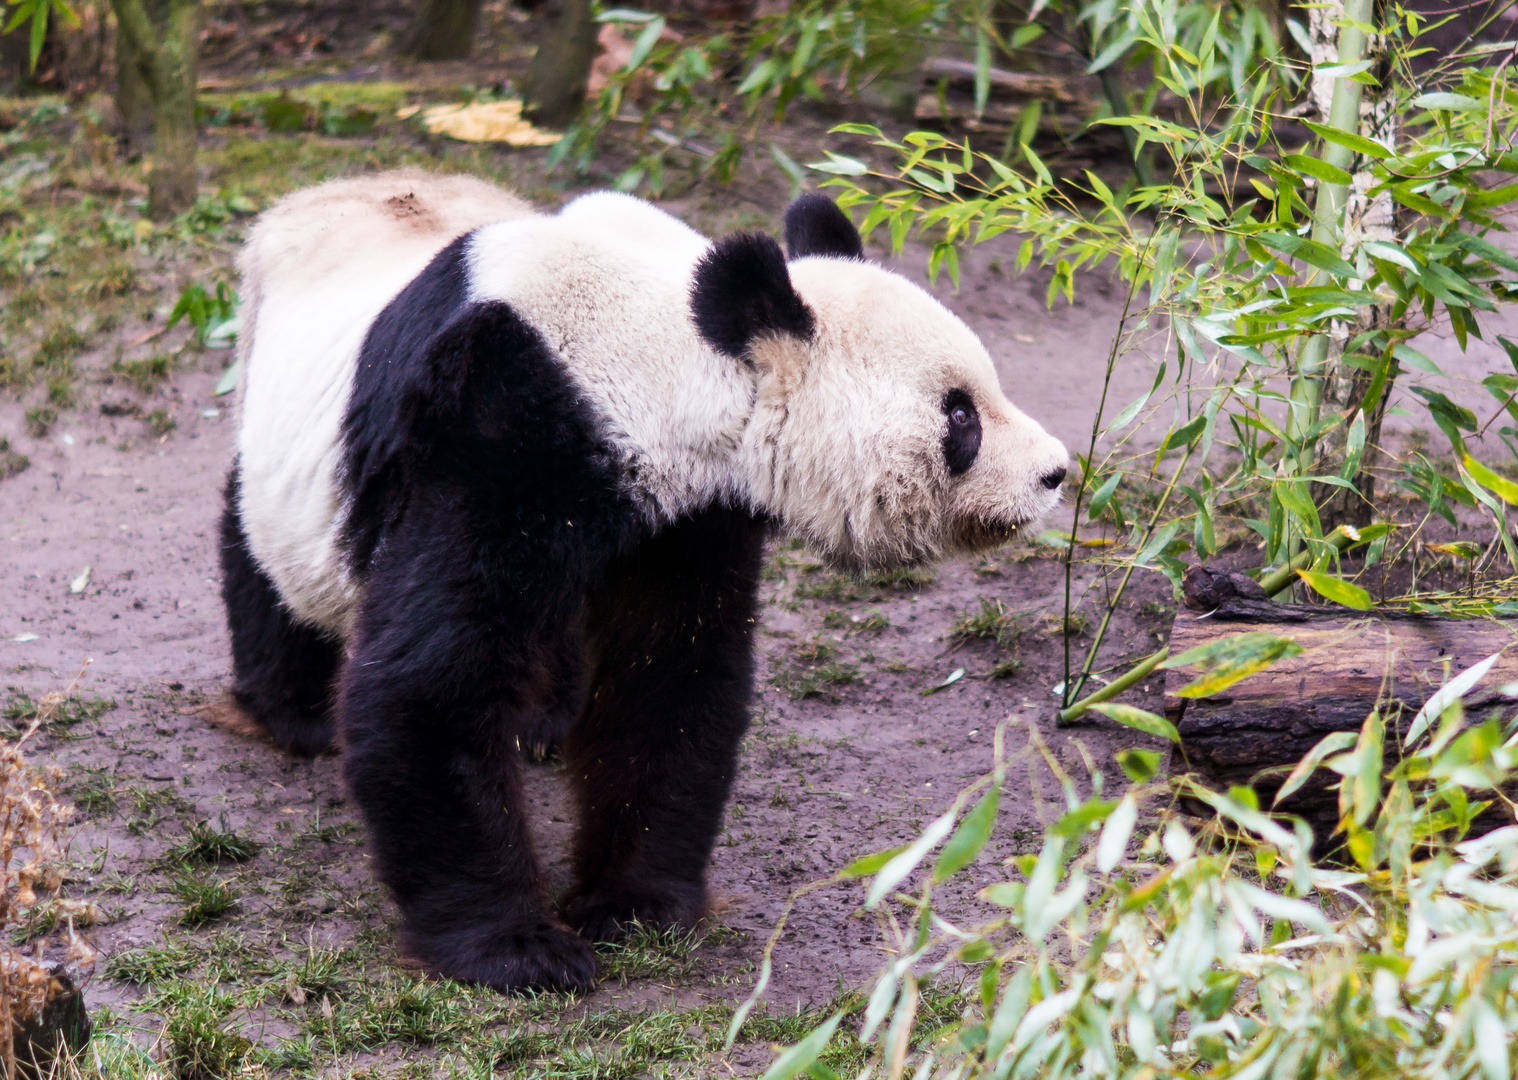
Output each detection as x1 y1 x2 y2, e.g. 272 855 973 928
1165 596 1518 832
914 56 1095 134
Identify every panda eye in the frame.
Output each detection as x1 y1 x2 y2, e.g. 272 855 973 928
941 389 982 477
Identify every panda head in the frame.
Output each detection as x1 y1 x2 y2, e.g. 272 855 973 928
691 194 1069 571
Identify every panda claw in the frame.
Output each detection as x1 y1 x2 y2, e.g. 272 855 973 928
405 921 597 994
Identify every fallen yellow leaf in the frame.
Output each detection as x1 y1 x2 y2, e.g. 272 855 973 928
399 100 562 146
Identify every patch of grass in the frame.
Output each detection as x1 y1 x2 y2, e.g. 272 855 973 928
166 820 260 866
1046 611 1089 638
0 355 30 392
316 974 500 1052
145 408 177 436
67 768 117 816
0 436 29 480
110 353 171 394
950 597 1024 648
86 261 138 298
35 319 85 365
595 920 705 985
157 983 255 1080
863 566 936 590
2 691 116 730
780 661 861 701
171 871 239 926
45 371 73 406
106 942 200 985
794 635 837 663
794 574 865 602
989 655 1025 678
23 406 54 438
822 608 889 633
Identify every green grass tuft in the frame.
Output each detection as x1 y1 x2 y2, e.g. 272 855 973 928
166 821 260 866
171 871 239 926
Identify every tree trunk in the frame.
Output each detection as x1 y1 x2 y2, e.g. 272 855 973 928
522 0 597 129
400 0 482 61
111 0 200 218
114 21 152 151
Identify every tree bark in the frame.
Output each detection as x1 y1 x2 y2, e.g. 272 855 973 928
521 0 597 129
110 0 200 218
114 21 152 151
400 0 482 61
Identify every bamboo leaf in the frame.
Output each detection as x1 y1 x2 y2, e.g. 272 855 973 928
1090 703 1179 743
759 1012 845 1080
933 786 999 883
1295 569 1371 610
1303 120 1392 159
1164 632 1305 698
1275 730 1359 806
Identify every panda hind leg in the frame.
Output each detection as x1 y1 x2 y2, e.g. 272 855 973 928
519 625 587 763
219 464 341 757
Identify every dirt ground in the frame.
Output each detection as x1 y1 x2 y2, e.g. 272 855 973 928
2 34 1517 1072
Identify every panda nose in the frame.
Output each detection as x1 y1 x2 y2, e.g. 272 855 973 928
1039 466 1066 491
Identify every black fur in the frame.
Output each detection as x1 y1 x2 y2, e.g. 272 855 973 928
323 276 766 993
942 389 982 476
341 233 473 572
220 464 342 756
784 193 864 260
562 504 766 940
690 233 814 360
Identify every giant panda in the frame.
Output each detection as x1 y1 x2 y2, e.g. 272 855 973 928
222 168 1068 993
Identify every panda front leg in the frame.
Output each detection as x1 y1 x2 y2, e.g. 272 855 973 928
562 505 768 941
338 508 597 993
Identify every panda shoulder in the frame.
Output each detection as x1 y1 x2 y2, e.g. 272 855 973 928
556 192 709 260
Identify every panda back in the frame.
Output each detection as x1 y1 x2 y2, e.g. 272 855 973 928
234 171 534 636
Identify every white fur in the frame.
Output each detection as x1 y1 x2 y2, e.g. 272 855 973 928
235 171 1068 634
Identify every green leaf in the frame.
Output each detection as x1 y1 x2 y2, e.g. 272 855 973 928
759 1012 844 1080
1295 569 1372 610
1090 703 1179 743
1087 470 1122 517
213 362 240 397
1282 153 1353 186
933 786 999 883
1462 452 1518 505
1117 748 1162 783
1160 414 1206 452
865 807 956 907
1411 92 1485 112
1255 232 1356 278
840 844 908 878
1274 730 1358 805
1163 632 1305 698
807 153 869 176
1303 120 1392 159
1391 343 1443 375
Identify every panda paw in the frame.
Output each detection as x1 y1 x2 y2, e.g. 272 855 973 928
405 921 597 994
562 886 705 944
517 712 566 763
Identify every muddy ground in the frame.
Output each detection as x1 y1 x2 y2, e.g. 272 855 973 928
2 27 1517 1073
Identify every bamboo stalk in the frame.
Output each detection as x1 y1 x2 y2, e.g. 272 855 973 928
1284 0 1375 457
1057 647 1169 725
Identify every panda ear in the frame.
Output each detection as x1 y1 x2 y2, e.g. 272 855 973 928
691 232 816 361
784 194 864 260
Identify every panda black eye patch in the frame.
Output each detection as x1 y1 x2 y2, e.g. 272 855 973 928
942 389 982 476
